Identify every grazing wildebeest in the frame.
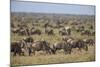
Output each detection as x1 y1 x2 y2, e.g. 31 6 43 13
30 40 54 55
11 28 20 34
23 37 34 43
59 27 71 36
71 22 78 25
44 23 49 28
62 36 74 42
18 27 30 36
81 30 92 36
65 27 71 35
25 28 30 36
45 28 54 35
89 25 94 29
62 36 69 42
58 24 64 28
83 39 95 46
18 28 26 35
76 26 84 32
31 29 41 35
59 30 67 36
69 39 88 52
52 41 72 54
11 41 26 56
22 37 34 56
59 28 68 36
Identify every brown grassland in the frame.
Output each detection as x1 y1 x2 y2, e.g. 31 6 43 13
11 13 95 66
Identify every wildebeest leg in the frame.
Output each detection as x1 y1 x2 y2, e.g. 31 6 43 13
84 45 88 51
19 49 25 56
18 52 21 56
29 51 31 56
68 51 71 54
13 51 17 56
28 48 32 56
44 50 49 55
45 50 50 55
50 49 56 54
64 49 67 55
50 49 56 55
91 41 94 46
78 47 82 52
68 48 72 54
33 50 35 55
42 49 49 55
53 48 57 54
21 48 25 56
64 51 67 54
13 49 18 56
47 48 54 55
22 52 25 56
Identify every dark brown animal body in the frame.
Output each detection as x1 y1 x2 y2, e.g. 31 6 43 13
11 41 22 56
31 41 54 55
23 37 34 43
83 39 95 46
69 39 88 51
53 41 72 54
45 28 54 35
18 27 30 36
31 29 41 35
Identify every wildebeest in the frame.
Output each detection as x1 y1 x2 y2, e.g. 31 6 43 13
11 41 26 56
31 28 41 35
45 28 54 35
83 38 95 46
52 41 72 54
65 27 71 35
44 23 49 28
11 28 20 34
18 27 30 36
62 36 74 42
59 29 67 36
75 26 84 32
81 30 94 36
23 36 34 43
59 27 71 36
71 22 78 25
30 40 55 55
22 37 34 56
63 37 88 52
68 39 88 52
89 25 94 29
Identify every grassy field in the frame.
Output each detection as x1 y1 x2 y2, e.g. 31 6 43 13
11 46 95 66
11 13 95 66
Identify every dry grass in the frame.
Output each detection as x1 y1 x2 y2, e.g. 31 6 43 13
11 13 95 66
11 46 95 66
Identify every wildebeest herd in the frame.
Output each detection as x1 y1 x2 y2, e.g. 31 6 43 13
11 13 95 56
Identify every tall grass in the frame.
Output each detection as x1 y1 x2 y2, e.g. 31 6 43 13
11 46 95 66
